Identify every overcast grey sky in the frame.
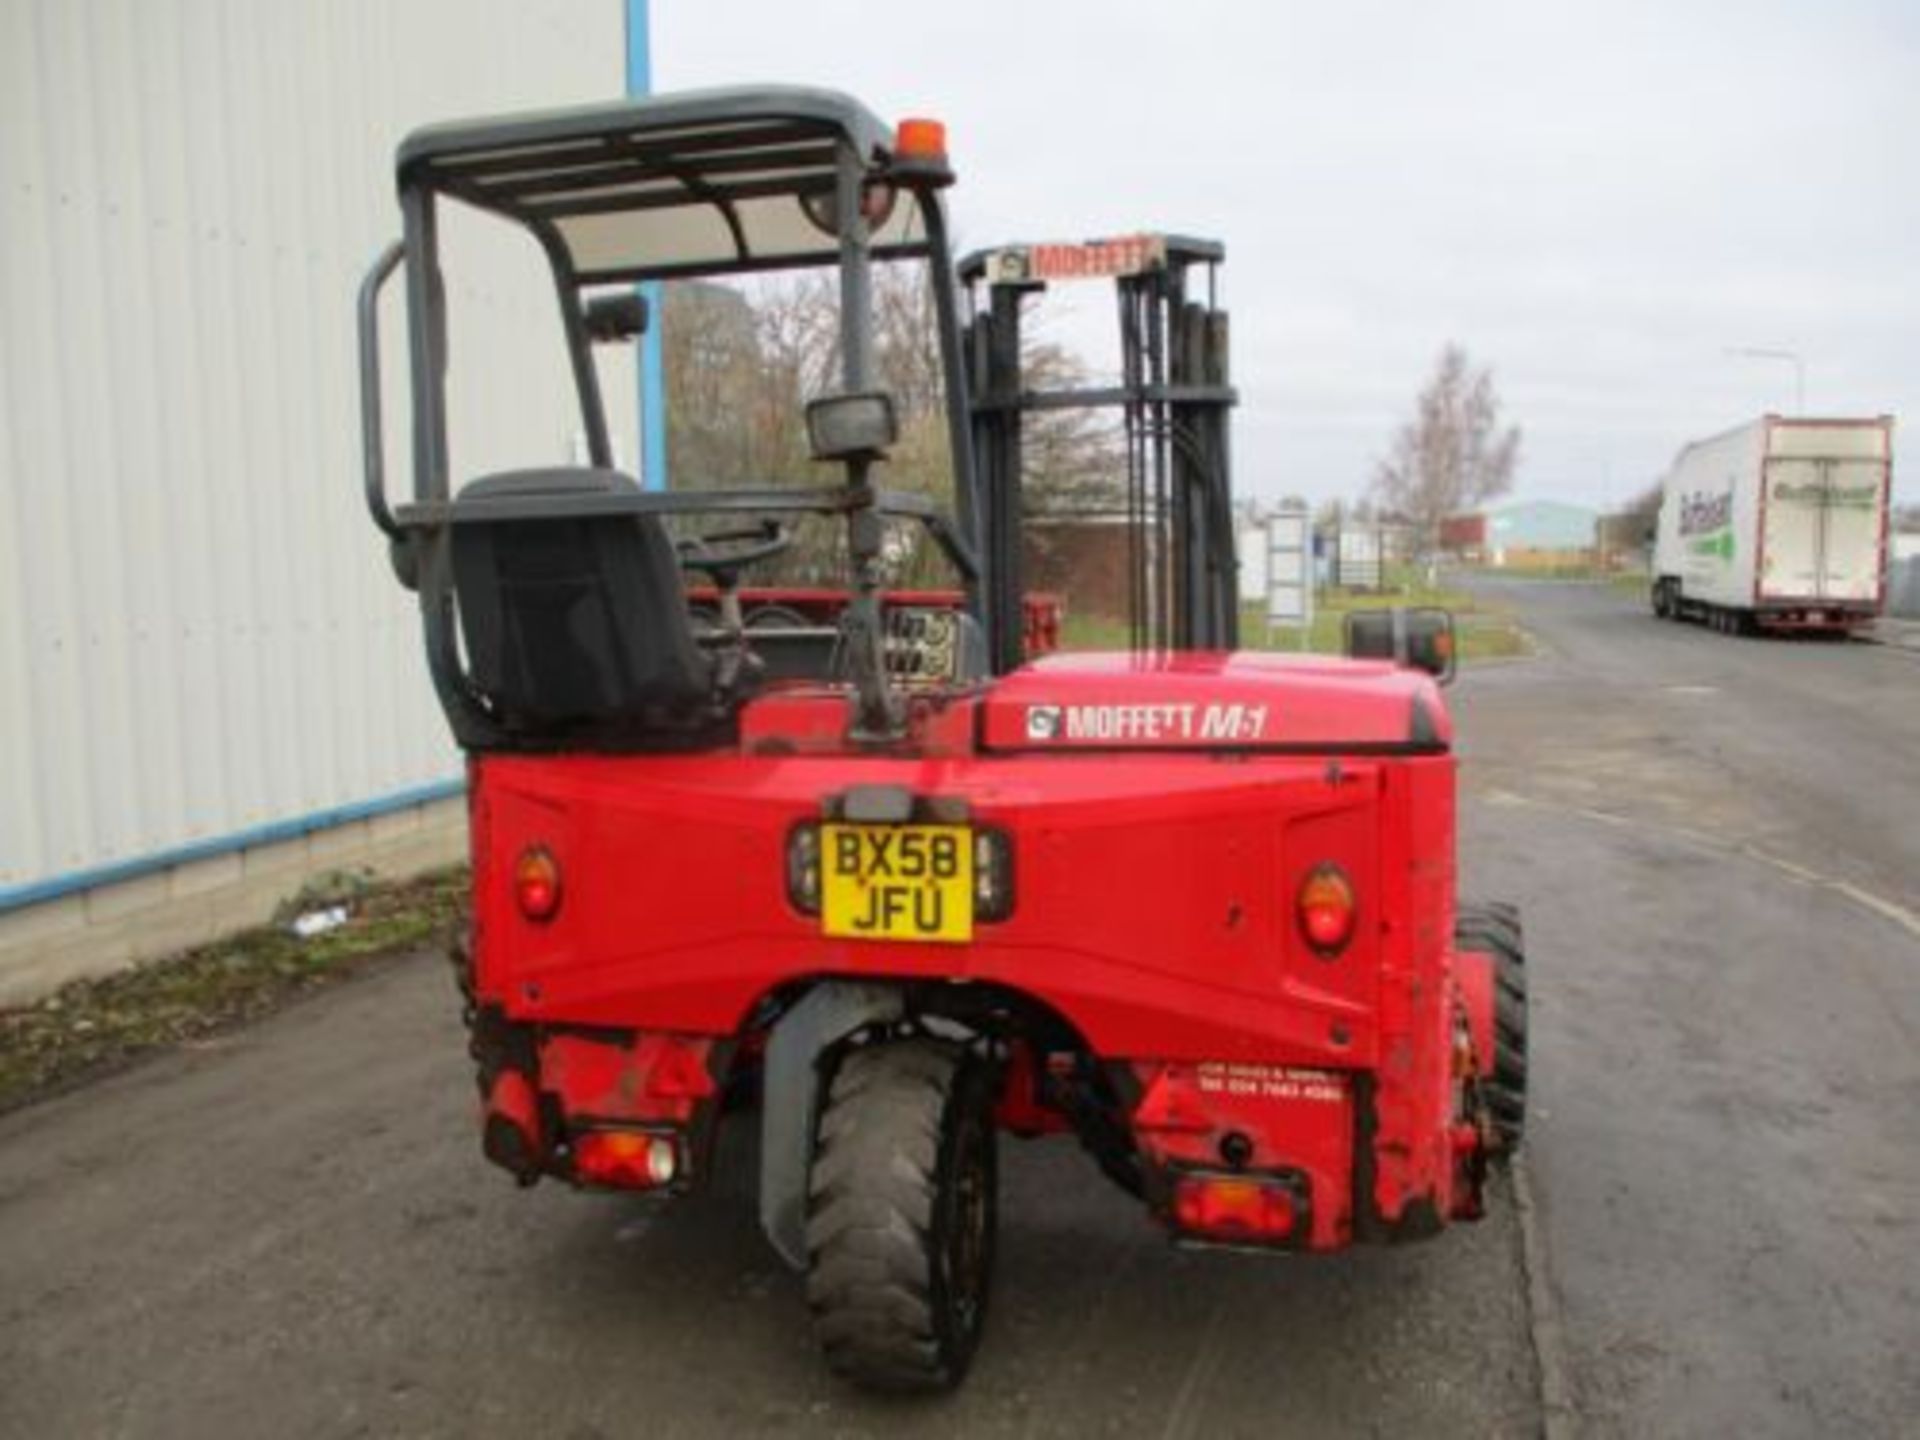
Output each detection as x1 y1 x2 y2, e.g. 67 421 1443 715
658 0 1914 511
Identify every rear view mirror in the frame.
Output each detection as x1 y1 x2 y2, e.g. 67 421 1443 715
1344 607 1456 684
582 292 649 343
806 390 898 462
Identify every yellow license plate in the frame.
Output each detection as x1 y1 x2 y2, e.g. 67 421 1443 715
821 823 973 943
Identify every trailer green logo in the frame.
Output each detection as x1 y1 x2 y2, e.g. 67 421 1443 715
1680 488 1734 562
1773 480 1880 509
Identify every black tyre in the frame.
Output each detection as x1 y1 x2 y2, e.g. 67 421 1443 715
1651 580 1670 619
805 1037 997 1392
1457 901 1527 1155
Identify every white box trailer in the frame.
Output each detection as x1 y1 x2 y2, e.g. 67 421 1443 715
1651 415 1894 634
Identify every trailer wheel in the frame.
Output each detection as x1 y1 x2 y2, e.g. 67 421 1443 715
805 1036 997 1392
1457 902 1527 1156
1651 580 1670 619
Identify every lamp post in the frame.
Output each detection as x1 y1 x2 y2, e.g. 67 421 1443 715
1724 346 1806 414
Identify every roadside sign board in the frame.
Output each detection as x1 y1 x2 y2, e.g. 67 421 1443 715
1337 528 1382 590
1266 509 1312 631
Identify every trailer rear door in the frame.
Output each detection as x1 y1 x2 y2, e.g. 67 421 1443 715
1759 422 1890 604
1814 458 1887 603
1758 459 1824 600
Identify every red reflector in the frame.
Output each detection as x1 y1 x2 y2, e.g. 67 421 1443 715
1173 1175 1298 1242
573 1130 678 1190
514 846 562 922
1297 864 1356 956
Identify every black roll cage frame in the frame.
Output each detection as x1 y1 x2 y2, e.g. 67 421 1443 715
360 88 1241 751
360 91 983 746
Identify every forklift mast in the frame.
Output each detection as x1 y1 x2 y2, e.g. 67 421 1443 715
959 235 1239 670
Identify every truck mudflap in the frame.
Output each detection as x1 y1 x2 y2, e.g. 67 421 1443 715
756 982 904 1268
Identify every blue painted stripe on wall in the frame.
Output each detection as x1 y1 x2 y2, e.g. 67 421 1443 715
624 0 668 491
0 778 467 914
5 9 653 919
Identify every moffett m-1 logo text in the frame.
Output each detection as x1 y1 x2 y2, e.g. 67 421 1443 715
1025 702 1273 744
1025 705 1064 740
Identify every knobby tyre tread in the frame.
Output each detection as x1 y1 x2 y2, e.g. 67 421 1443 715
804 1036 997 1392
1458 901 1528 1155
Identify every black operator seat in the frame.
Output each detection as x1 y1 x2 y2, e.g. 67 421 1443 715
449 468 715 731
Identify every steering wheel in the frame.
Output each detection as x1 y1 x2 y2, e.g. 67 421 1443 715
675 519 792 589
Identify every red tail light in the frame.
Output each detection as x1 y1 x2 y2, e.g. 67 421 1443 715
514 846 562 922
573 1129 679 1190
1173 1174 1300 1242
1297 864 1357 956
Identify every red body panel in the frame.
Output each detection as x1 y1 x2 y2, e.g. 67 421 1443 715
1132 1061 1357 1246
467 654 1479 1245
476 742 1394 1060
980 651 1451 751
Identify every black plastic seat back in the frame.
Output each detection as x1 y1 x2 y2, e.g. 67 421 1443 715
450 468 713 732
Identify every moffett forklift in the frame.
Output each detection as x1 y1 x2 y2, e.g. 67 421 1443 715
359 86 1527 1392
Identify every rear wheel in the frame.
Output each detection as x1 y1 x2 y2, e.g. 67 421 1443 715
1457 902 1527 1155
805 1036 997 1392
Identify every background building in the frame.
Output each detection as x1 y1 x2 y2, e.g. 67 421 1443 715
0 0 637 1001
1443 499 1598 569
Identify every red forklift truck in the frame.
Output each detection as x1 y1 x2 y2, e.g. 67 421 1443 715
357 86 1527 1393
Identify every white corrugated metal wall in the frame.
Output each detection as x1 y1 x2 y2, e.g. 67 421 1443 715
0 0 633 898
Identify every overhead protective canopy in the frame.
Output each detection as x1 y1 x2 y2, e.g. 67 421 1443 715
397 85 929 282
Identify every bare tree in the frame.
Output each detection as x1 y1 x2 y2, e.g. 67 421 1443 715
1620 479 1664 535
1372 345 1520 574
1019 341 1124 517
661 266 1119 587
1593 479 1665 570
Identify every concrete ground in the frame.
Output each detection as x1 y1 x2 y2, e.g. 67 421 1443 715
3 578 1916 1437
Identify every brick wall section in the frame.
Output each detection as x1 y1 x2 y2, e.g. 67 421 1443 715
1026 522 1136 622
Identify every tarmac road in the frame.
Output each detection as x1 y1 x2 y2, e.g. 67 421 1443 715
3 577 1916 1437
1458 577 1920 1438
0 961 1537 1438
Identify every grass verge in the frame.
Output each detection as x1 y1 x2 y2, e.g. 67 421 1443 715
1609 570 1652 598
1060 569 1530 661
0 867 466 1115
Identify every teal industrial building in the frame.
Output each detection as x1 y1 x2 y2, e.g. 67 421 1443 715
1442 499 1599 567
